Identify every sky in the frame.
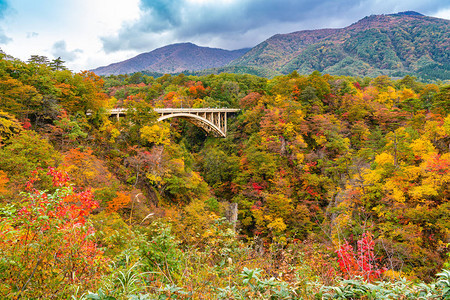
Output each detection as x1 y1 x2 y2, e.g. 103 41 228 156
0 0 449 72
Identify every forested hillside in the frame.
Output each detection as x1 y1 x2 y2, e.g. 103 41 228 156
90 12 449 82
230 12 450 81
0 54 449 299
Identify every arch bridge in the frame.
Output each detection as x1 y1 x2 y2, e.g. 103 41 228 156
109 108 240 137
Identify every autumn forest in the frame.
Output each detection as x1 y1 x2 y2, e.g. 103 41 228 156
0 54 449 299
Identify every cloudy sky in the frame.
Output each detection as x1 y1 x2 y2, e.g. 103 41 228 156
0 0 448 71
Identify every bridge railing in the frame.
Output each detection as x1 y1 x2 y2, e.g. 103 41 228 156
109 107 240 114
105 107 240 137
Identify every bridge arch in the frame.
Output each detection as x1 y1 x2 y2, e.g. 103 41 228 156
105 108 240 137
158 113 225 137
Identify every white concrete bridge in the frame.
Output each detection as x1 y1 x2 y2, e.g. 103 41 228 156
109 108 240 137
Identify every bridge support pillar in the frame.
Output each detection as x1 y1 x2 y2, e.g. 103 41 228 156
156 108 239 137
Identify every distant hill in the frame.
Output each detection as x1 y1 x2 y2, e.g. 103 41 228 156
92 12 449 81
92 43 250 75
230 12 450 80
181 65 282 78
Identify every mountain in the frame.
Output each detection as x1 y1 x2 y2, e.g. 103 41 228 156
92 43 250 75
92 12 449 81
230 12 450 80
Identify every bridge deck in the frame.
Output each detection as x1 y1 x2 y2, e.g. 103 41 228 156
108 107 239 137
109 108 240 114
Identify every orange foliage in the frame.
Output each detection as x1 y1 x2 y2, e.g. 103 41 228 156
61 147 115 189
107 191 130 213
78 71 109 112
0 77 42 116
187 81 207 98
0 170 8 194
164 91 178 101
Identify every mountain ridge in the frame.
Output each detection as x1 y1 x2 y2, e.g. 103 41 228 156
230 12 449 79
92 43 250 75
92 12 449 81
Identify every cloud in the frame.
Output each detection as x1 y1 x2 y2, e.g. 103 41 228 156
0 27 11 44
26 32 39 38
99 0 449 53
51 40 83 61
432 8 450 19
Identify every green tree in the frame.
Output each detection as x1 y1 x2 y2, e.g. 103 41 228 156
27 55 50 65
49 56 67 71
0 131 61 191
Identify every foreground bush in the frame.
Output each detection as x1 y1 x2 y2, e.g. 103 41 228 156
0 168 107 299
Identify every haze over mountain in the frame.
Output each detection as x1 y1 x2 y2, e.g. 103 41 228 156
92 43 250 75
92 12 449 81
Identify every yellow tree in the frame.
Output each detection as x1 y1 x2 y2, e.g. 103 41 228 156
0 110 22 145
0 77 42 117
140 124 170 146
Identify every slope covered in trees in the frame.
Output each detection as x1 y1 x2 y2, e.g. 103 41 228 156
90 12 450 82
231 12 450 81
0 54 449 299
